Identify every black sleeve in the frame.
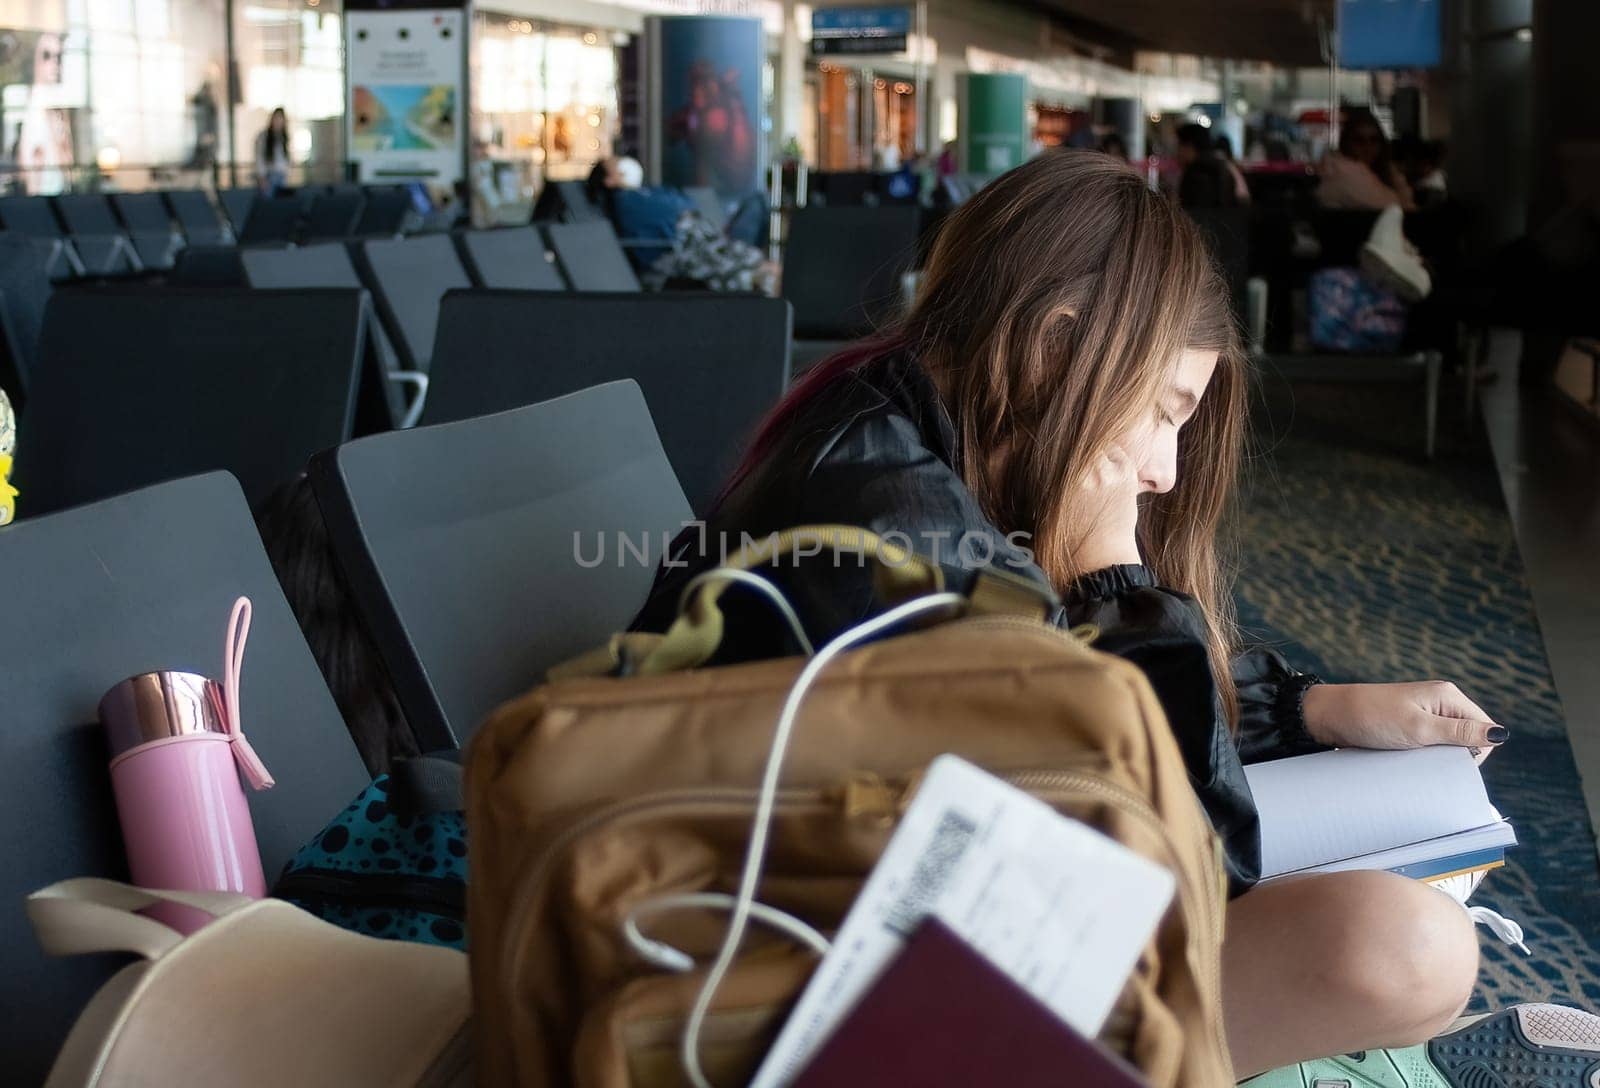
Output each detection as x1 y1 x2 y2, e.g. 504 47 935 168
1232 648 1329 765
790 407 1055 608
1063 565 1262 894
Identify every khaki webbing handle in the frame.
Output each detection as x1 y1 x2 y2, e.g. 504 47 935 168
638 526 945 675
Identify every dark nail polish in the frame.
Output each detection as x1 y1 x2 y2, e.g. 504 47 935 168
1487 726 1509 744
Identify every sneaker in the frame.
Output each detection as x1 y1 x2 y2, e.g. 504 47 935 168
1242 1004 1600 1087
1360 204 1432 302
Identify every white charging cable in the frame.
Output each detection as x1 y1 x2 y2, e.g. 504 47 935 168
677 568 816 657
623 893 833 973
675 591 968 1088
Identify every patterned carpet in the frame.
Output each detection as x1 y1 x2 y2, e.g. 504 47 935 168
1235 372 1600 1012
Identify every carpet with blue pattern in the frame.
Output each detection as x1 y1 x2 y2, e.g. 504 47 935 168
1235 376 1600 1012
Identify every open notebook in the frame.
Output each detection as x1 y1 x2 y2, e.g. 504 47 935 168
1244 746 1517 881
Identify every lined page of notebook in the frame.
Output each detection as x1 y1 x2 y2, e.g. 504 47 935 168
1244 746 1503 878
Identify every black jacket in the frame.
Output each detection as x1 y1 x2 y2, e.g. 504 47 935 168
634 354 1327 894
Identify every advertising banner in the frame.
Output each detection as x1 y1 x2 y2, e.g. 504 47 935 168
644 15 764 196
959 72 1027 175
345 0 467 186
0 29 82 194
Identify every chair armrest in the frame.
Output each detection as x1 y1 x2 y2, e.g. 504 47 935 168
389 370 429 429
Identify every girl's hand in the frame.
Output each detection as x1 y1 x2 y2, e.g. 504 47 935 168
1075 444 1143 572
1302 681 1507 763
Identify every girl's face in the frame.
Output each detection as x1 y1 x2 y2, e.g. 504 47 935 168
271 110 287 134
1116 348 1219 495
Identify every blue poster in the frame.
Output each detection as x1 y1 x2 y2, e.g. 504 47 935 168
1338 0 1441 69
650 16 764 197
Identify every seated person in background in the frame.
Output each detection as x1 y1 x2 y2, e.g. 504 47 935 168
1175 122 1241 208
1318 108 1417 212
587 152 776 294
585 152 645 215
637 150 1597 1081
1213 133 1253 205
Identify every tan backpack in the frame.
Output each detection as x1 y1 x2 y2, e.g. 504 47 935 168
466 528 1234 1087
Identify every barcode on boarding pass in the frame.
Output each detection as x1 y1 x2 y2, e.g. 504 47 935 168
883 808 978 937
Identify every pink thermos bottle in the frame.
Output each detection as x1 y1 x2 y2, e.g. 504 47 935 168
97 598 276 932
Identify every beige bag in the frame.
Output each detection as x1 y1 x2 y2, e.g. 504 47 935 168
27 878 472 1087
467 527 1233 1088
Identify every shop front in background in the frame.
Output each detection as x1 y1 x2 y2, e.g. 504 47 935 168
471 11 619 219
809 60 916 172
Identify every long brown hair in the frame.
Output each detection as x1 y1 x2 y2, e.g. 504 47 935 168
739 151 1247 720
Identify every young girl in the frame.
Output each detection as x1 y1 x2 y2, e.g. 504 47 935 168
636 151 1598 1083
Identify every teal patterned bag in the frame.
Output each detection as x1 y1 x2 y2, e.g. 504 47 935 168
273 754 467 949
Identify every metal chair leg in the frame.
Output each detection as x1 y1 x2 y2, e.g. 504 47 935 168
1464 326 1485 423
1424 350 1442 460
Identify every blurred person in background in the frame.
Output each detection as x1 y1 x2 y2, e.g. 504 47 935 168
1317 108 1415 212
1175 122 1240 208
584 151 644 216
585 151 776 294
1213 134 1252 205
254 107 291 194
186 77 220 171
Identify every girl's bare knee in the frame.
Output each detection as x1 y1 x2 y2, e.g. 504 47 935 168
1329 872 1479 1043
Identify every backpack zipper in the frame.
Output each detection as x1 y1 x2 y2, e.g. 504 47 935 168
276 866 466 919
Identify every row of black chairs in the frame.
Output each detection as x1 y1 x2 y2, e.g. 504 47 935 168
171 221 644 427
2 199 925 420
0 185 426 282
0 190 229 277
216 184 435 247
3 197 938 433
10 286 790 520
2 217 645 407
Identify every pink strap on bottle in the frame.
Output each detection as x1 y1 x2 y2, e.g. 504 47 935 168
222 597 275 790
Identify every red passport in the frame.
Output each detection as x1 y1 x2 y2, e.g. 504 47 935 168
788 918 1148 1087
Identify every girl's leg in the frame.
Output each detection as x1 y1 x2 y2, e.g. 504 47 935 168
1223 869 1480 1078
